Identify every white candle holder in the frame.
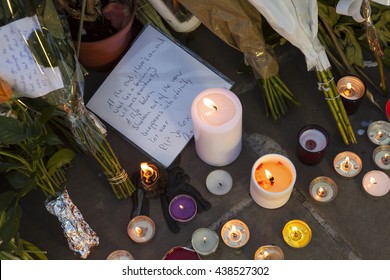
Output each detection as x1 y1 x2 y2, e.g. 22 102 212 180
309 176 338 203
250 154 296 209
206 169 233 195
367 121 390 145
333 151 362 178
191 228 219 256
221 219 250 249
191 88 242 167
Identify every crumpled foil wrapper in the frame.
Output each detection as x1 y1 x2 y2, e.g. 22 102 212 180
45 190 99 259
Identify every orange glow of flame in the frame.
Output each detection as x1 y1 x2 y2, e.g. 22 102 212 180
135 227 143 236
179 204 184 210
265 169 274 184
346 83 352 90
140 162 156 184
369 177 377 185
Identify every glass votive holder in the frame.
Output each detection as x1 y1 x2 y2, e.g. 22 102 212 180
336 75 366 115
297 124 330 165
221 219 250 249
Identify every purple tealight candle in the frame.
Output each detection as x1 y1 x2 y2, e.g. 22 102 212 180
168 194 197 222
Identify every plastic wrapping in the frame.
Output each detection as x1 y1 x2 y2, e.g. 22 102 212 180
0 0 136 198
178 0 278 80
46 190 99 259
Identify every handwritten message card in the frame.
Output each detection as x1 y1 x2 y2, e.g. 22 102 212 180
0 16 64 97
87 25 232 167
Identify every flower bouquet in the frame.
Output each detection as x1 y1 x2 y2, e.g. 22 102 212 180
0 0 136 198
248 0 357 144
179 0 300 120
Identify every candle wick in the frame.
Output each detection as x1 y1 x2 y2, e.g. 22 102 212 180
269 176 274 185
218 182 222 187
213 105 217 111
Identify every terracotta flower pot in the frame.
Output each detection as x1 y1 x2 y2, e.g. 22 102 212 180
77 1 137 72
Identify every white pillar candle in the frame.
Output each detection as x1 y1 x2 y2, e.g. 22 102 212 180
250 154 296 209
191 88 242 166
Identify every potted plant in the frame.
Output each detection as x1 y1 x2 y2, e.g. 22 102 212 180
58 0 138 71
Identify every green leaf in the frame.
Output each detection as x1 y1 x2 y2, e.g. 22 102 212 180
0 162 21 172
25 119 42 139
0 191 18 212
47 148 76 175
6 171 35 191
43 0 65 39
0 116 26 144
0 206 22 246
43 132 63 146
21 239 48 260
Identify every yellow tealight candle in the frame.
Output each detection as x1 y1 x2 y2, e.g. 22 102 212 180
282 220 312 248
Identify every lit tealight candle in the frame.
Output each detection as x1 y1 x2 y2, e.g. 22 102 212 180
138 162 167 199
106 250 134 260
168 194 197 222
191 88 242 166
367 121 390 145
362 170 390 197
206 169 233 195
254 245 284 260
250 154 296 209
333 151 362 177
221 219 250 249
282 220 312 248
191 228 219 256
127 215 156 243
373 145 390 170
309 176 338 203
336 75 366 115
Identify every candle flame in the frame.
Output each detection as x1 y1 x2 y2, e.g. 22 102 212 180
265 169 274 184
231 225 236 232
135 226 143 236
346 83 352 90
345 156 350 166
292 226 298 233
369 177 377 185
140 162 156 184
317 186 326 197
203 237 207 243
179 204 184 210
203 97 217 111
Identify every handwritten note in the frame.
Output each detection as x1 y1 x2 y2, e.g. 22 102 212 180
87 25 232 167
0 16 63 97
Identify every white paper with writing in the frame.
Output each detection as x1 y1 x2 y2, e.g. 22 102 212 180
0 16 64 97
87 25 232 167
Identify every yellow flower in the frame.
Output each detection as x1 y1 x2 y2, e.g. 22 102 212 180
0 79 12 104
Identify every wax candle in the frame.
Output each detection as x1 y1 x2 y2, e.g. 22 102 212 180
221 219 250 248
250 154 296 209
367 121 390 145
333 151 362 177
309 176 338 203
254 245 284 260
336 75 366 115
168 194 197 222
106 250 134 260
206 169 233 195
362 170 390 197
282 220 312 248
297 124 329 165
191 88 242 166
127 215 156 243
191 228 219 256
138 162 167 198
372 145 390 170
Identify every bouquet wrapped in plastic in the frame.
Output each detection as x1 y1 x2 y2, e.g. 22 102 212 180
0 0 136 198
248 0 356 144
179 0 300 120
